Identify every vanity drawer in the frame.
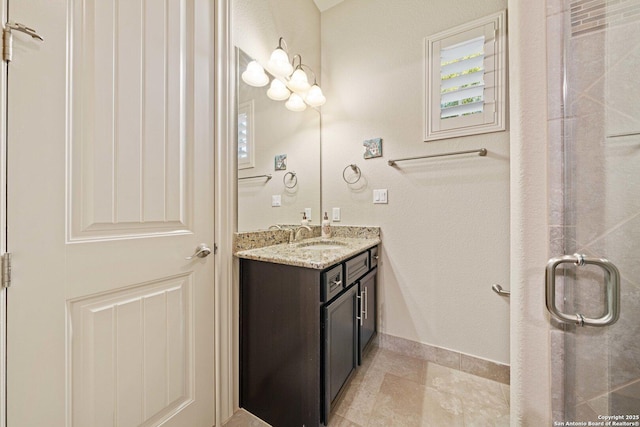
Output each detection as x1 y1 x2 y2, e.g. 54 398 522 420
345 252 369 286
370 246 379 268
322 265 344 302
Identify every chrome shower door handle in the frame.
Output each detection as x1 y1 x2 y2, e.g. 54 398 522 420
186 243 212 260
545 254 621 327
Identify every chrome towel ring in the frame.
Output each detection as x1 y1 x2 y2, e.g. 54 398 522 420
342 164 361 184
283 171 297 188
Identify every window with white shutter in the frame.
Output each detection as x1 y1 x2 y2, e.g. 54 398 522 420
425 10 507 141
238 100 255 169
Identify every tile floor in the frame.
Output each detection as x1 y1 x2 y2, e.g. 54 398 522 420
224 345 510 426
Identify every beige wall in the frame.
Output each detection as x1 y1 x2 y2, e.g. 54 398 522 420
321 0 510 364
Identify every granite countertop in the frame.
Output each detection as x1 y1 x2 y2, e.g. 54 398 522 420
235 236 381 269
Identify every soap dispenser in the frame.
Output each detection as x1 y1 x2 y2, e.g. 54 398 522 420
301 212 309 226
321 212 331 238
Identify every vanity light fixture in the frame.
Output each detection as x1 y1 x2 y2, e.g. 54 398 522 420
287 62 311 92
241 60 269 87
305 83 326 107
267 37 294 77
285 93 307 112
243 37 326 111
266 78 291 101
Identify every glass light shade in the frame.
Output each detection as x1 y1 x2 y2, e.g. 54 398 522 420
241 61 269 87
285 93 307 112
267 48 294 77
305 84 326 107
287 68 311 92
267 79 291 101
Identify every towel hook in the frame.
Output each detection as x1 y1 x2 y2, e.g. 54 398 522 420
342 164 361 184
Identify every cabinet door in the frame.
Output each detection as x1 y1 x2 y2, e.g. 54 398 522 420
323 284 358 423
359 268 377 359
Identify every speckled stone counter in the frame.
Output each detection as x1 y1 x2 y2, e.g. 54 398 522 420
234 226 380 269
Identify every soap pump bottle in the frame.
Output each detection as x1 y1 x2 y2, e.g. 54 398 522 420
301 212 309 226
321 212 331 238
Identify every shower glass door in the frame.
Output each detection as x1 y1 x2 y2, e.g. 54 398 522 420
549 0 640 421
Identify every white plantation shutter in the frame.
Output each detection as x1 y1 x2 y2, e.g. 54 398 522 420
238 112 248 159
440 36 485 119
425 10 506 141
238 100 255 169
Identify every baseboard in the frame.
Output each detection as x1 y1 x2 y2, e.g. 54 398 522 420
376 333 510 385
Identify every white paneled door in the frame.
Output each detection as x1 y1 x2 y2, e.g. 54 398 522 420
6 0 216 426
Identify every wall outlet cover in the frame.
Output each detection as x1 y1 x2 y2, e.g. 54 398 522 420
272 195 282 207
332 207 341 221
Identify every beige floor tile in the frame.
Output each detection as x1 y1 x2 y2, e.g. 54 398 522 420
426 362 508 408
366 373 465 427
463 406 511 427
334 347 427 425
427 362 510 425
327 413 364 427
332 362 386 425
366 347 428 385
229 346 511 427
222 409 271 427
501 383 510 406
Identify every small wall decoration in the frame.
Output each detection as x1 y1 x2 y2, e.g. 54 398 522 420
274 154 287 170
363 138 383 159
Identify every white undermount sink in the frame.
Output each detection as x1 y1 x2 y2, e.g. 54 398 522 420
296 240 348 251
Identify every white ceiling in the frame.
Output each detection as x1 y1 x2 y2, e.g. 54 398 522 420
313 0 344 12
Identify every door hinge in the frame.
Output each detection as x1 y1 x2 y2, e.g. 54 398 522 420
1 253 11 289
3 21 44 62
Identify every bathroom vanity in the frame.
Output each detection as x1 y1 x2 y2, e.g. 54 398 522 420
237 235 379 427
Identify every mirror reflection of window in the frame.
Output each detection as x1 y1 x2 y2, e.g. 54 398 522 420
238 100 254 169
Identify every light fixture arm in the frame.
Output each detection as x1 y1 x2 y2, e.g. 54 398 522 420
277 36 288 53
291 54 303 70
298 63 318 85
289 55 318 85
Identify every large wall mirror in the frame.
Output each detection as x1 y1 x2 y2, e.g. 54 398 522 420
236 48 321 232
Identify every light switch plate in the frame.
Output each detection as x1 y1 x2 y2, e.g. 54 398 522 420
272 195 281 207
304 207 312 220
373 189 388 204
332 207 341 221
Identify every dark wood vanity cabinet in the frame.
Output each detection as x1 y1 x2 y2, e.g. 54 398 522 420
322 284 358 422
240 246 378 427
359 268 377 360
240 261 321 427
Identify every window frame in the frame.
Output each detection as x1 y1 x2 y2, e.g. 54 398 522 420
425 10 507 141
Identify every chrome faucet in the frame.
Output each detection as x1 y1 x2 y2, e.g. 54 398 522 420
268 224 283 230
289 225 311 243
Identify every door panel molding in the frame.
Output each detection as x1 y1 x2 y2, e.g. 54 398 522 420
68 273 194 427
67 0 194 242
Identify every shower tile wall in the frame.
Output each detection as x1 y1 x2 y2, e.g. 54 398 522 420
547 0 640 420
570 0 640 37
